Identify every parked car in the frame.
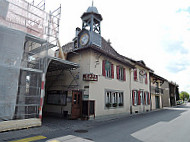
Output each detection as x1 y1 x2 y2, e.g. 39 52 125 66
176 100 183 105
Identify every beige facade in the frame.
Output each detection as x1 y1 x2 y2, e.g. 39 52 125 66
150 73 165 110
130 65 151 113
44 49 132 117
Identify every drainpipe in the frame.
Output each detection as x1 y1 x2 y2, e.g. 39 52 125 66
130 68 132 114
149 73 152 111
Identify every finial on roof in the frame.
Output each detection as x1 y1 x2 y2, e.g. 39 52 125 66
92 0 94 7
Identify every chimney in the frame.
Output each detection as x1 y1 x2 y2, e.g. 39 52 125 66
76 27 81 37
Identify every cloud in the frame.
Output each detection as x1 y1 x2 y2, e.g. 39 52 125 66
177 7 190 13
163 40 189 54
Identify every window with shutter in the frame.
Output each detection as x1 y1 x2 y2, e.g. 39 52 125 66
116 66 119 79
132 90 135 105
138 91 141 105
145 73 148 84
144 92 146 105
103 60 113 78
148 92 150 105
102 60 106 76
111 64 114 78
134 68 137 81
117 66 126 81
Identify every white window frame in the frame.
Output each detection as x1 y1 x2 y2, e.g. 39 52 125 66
133 90 138 106
105 90 124 108
105 61 112 78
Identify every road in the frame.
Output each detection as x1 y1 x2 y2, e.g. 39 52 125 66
1 103 190 142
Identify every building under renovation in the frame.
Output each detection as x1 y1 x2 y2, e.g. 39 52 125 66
0 0 78 132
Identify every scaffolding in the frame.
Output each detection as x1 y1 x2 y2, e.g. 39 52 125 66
0 0 61 120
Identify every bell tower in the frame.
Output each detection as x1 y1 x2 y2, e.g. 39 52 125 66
81 2 102 35
77 2 103 48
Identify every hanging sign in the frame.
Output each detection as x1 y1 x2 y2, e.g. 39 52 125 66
83 73 98 81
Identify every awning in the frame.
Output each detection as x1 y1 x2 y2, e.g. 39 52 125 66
46 56 79 72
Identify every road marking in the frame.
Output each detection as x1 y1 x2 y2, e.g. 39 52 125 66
9 135 47 142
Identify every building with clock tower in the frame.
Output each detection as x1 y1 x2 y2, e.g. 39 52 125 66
50 4 153 119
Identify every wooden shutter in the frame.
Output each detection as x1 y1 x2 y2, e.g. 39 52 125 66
102 60 106 76
148 92 150 105
134 69 137 81
144 92 146 105
138 91 141 105
132 90 135 105
116 66 119 79
111 64 114 78
145 73 148 84
123 68 126 81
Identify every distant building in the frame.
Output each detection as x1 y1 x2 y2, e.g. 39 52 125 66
150 73 166 110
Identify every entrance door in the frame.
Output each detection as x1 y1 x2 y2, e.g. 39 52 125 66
155 96 160 109
71 91 82 119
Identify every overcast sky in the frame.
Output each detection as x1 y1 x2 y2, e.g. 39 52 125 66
42 0 190 94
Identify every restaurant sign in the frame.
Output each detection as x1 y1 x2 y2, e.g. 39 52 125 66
83 73 98 81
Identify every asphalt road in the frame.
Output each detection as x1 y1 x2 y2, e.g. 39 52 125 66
1 103 190 142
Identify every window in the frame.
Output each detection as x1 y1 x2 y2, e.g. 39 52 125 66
134 68 137 81
105 91 124 108
102 60 114 78
117 66 126 81
139 73 143 83
140 90 144 105
144 91 150 105
145 73 148 84
132 90 138 105
47 91 67 106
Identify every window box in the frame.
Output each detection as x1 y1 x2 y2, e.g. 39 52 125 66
112 103 117 107
106 103 111 108
119 103 123 106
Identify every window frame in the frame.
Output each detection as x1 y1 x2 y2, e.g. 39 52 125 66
105 90 124 108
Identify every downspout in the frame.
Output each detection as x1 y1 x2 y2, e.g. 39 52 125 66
149 73 152 111
130 68 132 114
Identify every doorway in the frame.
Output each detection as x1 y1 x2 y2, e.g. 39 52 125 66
71 91 82 119
155 96 160 109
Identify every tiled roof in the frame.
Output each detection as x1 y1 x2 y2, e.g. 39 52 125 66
61 37 153 70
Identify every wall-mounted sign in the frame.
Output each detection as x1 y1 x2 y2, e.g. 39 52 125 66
83 74 98 81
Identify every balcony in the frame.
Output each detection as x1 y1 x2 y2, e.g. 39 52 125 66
151 86 164 94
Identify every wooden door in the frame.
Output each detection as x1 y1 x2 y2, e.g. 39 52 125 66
71 91 82 119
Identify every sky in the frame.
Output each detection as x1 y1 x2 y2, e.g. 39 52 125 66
40 0 190 93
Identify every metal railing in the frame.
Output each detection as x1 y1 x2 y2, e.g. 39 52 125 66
151 86 164 94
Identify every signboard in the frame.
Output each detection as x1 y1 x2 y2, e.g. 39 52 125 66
83 74 98 81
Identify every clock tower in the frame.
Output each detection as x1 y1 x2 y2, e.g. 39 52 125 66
77 3 103 48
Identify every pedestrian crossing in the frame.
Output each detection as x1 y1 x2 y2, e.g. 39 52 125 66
9 135 47 142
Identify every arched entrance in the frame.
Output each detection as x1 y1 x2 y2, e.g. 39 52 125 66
41 56 79 122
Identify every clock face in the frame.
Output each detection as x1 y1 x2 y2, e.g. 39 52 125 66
80 33 89 46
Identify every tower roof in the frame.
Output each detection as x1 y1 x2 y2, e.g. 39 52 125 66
81 4 103 21
87 6 99 14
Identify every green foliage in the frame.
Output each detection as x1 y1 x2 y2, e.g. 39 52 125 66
180 91 190 101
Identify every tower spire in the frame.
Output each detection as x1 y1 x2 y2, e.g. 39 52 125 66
92 0 94 7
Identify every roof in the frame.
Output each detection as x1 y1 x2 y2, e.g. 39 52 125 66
150 72 166 81
46 56 79 72
61 37 153 71
62 37 134 68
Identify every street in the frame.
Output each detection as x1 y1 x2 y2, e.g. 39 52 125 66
1 103 190 142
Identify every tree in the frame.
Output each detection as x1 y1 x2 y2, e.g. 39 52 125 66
179 91 189 101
